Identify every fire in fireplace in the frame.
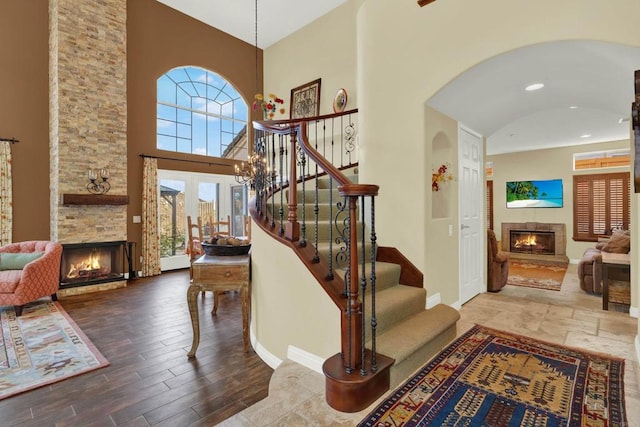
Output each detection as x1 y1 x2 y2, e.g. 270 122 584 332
510 230 555 255
60 241 126 288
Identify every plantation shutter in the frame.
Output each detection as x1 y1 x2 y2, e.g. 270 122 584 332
573 172 630 241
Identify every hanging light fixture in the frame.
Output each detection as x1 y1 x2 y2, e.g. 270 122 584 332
235 0 259 186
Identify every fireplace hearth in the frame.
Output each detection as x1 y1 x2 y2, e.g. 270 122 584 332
60 241 126 288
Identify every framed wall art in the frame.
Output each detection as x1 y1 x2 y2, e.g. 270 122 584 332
290 78 321 119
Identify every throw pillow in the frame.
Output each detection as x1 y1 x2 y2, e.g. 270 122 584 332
601 231 631 254
0 252 44 270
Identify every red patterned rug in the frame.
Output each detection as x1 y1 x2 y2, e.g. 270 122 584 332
507 259 567 291
358 325 626 426
0 301 109 400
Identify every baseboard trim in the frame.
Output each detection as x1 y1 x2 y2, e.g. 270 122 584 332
629 306 639 318
450 299 462 310
250 325 282 370
426 293 441 309
287 345 325 374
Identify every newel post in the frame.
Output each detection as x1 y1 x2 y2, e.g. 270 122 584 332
342 195 363 369
285 129 300 241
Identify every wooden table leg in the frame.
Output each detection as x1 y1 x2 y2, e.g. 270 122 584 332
241 285 249 352
602 263 609 311
187 284 201 358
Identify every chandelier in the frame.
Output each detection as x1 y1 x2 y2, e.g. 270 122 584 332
234 153 266 186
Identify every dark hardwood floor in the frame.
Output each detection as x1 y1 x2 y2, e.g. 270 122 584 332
1 270 274 426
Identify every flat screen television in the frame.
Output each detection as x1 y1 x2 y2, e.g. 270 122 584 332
506 179 563 208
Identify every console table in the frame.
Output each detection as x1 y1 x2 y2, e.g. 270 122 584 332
601 252 630 311
187 254 250 358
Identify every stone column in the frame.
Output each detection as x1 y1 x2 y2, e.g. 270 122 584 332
49 0 127 244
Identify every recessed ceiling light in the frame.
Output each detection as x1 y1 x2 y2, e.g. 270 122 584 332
580 134 592 138
525 83 544 91
569 106 578 109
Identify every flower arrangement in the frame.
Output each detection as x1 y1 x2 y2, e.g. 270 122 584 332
432 163 454 191
253 93 285 119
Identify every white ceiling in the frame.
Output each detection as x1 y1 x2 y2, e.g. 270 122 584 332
155 0 349 48
155 1 640 155
428 40 640 155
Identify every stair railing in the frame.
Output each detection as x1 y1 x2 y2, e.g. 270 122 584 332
251 109 382 376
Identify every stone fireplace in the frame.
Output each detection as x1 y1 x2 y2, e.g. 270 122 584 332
501 222 568 262
49 0 128 295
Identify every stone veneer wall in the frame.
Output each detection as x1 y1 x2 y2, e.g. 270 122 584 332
49 0 127 244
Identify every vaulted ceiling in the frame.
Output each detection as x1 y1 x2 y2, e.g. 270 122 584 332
156 1 640 155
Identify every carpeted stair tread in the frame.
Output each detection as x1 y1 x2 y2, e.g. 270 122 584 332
315 241 376 267
335 261 402 293
364 285 427 336
372 304 460 368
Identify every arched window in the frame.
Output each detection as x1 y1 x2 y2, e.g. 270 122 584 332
157 66 248 158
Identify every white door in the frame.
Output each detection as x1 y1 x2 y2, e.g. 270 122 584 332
458 126 484 304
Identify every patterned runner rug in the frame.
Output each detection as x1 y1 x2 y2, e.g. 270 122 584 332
359 325 626 427
0 301 109 400
507 259 568 291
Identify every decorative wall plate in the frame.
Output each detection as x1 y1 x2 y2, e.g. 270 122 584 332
333 88 348 113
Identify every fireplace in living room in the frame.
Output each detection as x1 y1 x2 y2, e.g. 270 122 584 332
510 230 555 255
60 241 127 288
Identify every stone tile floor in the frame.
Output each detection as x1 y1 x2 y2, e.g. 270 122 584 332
218 264 640 426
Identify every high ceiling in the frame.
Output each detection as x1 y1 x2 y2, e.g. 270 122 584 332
156 1 640 155
155 0 349 48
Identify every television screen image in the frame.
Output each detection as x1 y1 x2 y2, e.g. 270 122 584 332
506 179 563 208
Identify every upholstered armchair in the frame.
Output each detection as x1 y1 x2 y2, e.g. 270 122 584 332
0 241 63 316
487 229 510 292
578 230 630 294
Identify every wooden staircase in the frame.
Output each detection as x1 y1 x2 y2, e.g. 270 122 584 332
264 169 460 412
250 114 459 412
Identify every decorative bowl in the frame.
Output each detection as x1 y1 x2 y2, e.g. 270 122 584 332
201 242 251 256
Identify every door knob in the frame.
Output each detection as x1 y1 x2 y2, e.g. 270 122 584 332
461 224 470 229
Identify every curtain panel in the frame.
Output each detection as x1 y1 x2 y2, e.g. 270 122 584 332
0 142 13 245
141 157 161 277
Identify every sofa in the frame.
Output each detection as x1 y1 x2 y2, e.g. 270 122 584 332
488 229 510 292
0 241 63 316
578 230 630 294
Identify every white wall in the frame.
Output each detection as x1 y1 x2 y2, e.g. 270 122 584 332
251 0 640 362
358 0 640 356
487 139 630 262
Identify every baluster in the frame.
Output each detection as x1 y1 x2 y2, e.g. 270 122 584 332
278 136 285 236
285 131 299 241
360 195 367 376
299 147 307 247
312 127 320 263
369 196 378 372
270 134 276 228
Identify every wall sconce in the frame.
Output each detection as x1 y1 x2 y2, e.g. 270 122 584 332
87 167 110 194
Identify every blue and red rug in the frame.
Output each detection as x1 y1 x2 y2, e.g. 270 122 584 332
359 325 626 426
0 301 109 400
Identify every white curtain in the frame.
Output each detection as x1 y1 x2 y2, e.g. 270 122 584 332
141 157 161 277
0 142 13 245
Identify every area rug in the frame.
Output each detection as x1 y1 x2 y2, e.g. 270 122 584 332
506 259 568 291
0 301 109 400
358 324 626 427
